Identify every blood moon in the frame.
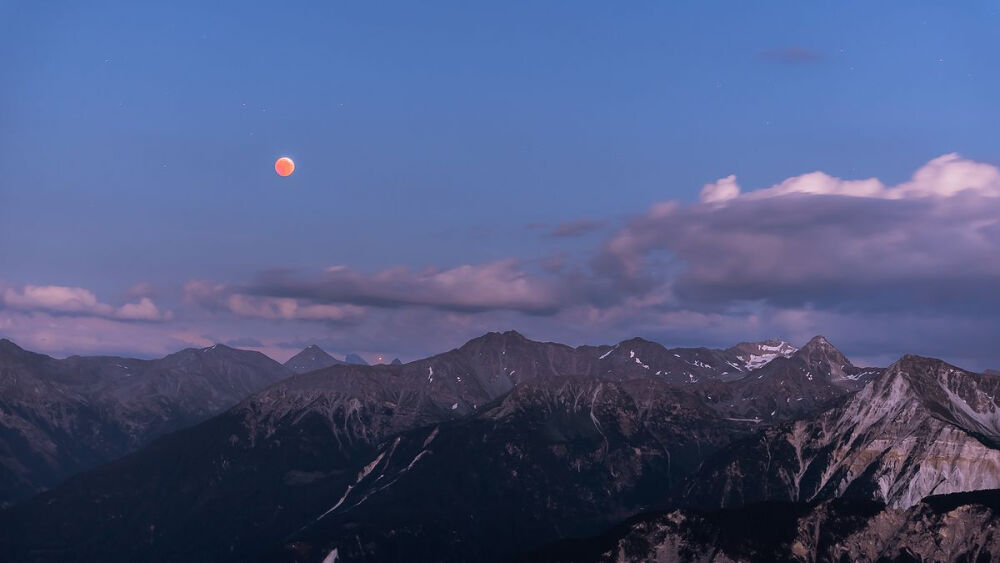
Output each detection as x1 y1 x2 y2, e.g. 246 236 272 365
274 156 295 177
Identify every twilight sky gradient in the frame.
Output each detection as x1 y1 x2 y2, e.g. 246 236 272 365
2 2 1000 368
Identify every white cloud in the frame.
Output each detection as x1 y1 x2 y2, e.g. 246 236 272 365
725 153 1000 202
1 284 171 321
116 297 173 321
700 174 741 203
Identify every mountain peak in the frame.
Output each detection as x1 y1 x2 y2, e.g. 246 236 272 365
501 329 527 339
617 336 658 347
797 335 846 359
800 334 832 350
284 345 344 374
891 353 955 375
790 335 855 380
458 330 535 353
344 353 368 366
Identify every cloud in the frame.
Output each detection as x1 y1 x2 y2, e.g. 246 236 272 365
598 154 1000 315
226 295 366 322
699 174 740 203
10 154 1000 371
234 259 570 315
758 46 824 64
547 219 606 238
697 154 1000 203
1 284 172 321
184 281 366 323
0 311 197 358
116 297 172 321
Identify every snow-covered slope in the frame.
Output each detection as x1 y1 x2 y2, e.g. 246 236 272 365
728 339 798 370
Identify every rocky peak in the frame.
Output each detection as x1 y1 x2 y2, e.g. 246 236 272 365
883 355 1000 444
459 330 531 351
284 345 343 374
792 335 853 379
615 336 660 348
162 344 272 367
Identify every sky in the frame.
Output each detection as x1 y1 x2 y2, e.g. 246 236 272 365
2 1 1000 369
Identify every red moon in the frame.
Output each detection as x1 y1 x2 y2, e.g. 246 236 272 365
275 157 295 177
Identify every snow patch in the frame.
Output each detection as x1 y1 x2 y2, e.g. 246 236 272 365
406 450 432 471
356 451 386 483
422 426 439 448
316 485 353 521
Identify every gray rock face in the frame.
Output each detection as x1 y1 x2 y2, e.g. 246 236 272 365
682 355 1000 511
0 339 291 504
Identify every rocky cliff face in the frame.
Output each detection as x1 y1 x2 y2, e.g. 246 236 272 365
682 355 1000 510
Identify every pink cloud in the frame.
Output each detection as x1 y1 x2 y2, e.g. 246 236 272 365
1 284 171 321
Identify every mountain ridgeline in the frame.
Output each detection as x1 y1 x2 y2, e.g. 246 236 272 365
3 331 1000 562
0 340 291 505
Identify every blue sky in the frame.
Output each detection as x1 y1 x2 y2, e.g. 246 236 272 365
2 2 1000 368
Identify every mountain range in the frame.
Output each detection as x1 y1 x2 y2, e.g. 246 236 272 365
0 339 290 506
1 331 999 561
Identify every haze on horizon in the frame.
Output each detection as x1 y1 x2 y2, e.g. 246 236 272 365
2 2 999 370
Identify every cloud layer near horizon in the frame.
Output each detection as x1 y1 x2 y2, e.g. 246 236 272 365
2 284 172 322
3 154 1000 369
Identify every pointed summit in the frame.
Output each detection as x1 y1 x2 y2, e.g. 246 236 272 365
284 345 345 374
344 353 368 366
793 335 854 380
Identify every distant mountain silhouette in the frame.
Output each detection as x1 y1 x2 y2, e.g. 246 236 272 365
284 345 345 374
